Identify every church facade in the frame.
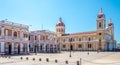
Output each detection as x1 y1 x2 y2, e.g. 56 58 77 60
56 8 116 51
0 8 116 55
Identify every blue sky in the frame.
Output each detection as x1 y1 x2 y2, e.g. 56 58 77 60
0 0 120 43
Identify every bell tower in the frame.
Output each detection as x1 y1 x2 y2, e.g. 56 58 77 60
56 17 65 37
96 8 106 51
108 18 114 40
96 8 106 30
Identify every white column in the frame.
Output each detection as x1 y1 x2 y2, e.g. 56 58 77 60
6 30 8 36
38 35 40 52
20 42 23 53
44 44 46 52
1 26 5 37
12 40 14 54
20 30 23 53
84 43 86 51
12 28 14 54
12 28 14 38
49 44 50 52
1 26 5 53
27 42 29 53
75 43 76 51
60 37 61 51
53 44 54 52
44 33 46 52
1 42 5 53
56 44 57 52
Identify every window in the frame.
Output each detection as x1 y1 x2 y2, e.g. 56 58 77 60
88 44 92 48
99 22 102 28
63 39 65 42
35 36 36 40
99 33 101 35
79 38 81 41
63 45 66 48
61 29 63 32
29 36 30 40
78 44 82 48
43 36 45 40
88 37 90 41
14 31 17 37
69 38 72 42
72 38 75 41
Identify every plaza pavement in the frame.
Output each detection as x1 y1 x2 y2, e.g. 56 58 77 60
0 51 120 65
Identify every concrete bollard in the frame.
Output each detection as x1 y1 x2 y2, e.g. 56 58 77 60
8 56 11 58
26 57 28 60
20 57 23 60
46 58 49 62
39 58 41 61
87 52 89 55
65 60 68 64
80 58 82 65
5 56 7 58
77 61 79 65
55 59 58 63
33 58 35 61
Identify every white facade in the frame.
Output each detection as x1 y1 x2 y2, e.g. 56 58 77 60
29 30 59 53
0 20 29 54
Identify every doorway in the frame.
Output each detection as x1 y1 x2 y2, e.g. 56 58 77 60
70 45 73 51
18 45 20 54
8 44 11 54
46 45 47 52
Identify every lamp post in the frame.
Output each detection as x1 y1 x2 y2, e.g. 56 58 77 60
59 37 61 53
69 38 72 57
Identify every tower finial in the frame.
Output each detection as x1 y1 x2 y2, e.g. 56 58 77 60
100 8 102 14
59 17 62 22
110 18 112 22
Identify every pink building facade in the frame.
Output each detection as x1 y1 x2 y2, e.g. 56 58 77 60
0 20 29 54
29 30 59 53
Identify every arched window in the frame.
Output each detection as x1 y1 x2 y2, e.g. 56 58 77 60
35 36 36 40
14 31 17 37
78 44 82 48
99 22 102 28
61 29 63 32
88 44 91 48
89 37 90 41
59 29 60 32
63 45 66 48
79 38 81 41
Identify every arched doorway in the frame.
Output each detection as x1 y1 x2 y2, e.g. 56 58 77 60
8 44 11 54
99 39 102 50
14 31 17 37
18 44 20 54
5 42 11 54
107 42 109 51
40 45 43 51
70 45 73 51
34 45 37 53
46 45 48 52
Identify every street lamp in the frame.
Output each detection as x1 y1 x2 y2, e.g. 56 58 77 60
69 38 72 57
59 37 61 53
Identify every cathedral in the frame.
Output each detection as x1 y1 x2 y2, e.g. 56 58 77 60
0 8 116 55
56 8 116 51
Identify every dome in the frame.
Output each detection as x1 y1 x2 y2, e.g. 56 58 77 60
108 18 113 26
97 8 105 18
97 13 105 18
108 22 113 26
56 17 65 26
